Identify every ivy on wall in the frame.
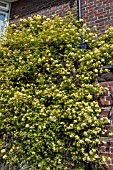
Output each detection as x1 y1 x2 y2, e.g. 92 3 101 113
0 13 113 170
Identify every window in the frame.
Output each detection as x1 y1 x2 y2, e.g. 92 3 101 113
0 1 9 10
0 1 10 34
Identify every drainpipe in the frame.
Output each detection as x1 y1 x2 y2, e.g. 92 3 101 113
77 0 90 168
77 0 82 21
77 0 87 49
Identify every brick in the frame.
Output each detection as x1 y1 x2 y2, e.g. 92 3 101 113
10 0 113 35
108 82 113 86
100 82 108 87
111 158 113 164
110 115 113 120
109 165 113 170
99 99 110 106
111 142 113 147
10 0 78 20
111 148 113 153
109 126 113 130
110 154 113 158
101 111 110 117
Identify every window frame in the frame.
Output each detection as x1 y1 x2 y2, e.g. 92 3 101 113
0 1 10 34
0 1 9 11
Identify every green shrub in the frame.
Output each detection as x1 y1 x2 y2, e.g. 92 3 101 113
0 13 113 169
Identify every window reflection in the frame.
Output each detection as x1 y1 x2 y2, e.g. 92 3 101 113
0 13 5 33
0 1 9 35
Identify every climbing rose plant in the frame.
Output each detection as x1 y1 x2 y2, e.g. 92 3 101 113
0 13 113 169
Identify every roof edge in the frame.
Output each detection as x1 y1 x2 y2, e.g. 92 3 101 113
3 0 18 2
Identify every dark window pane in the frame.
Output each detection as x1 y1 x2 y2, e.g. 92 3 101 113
0 2 7 7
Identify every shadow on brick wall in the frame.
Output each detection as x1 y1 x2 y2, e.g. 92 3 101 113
10 0 76 19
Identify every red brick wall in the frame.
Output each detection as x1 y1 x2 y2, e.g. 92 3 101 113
82 0 113 34
10 0 77 20
10 0 113 34
100 81 113 170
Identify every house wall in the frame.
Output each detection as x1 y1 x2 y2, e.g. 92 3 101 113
10 0 113 169
99 81 113 170
82 0 113 34
10 0 113 34
10 0 77 20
